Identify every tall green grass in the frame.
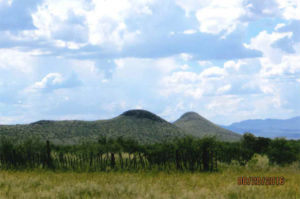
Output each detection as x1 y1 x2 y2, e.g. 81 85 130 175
0 155 299 199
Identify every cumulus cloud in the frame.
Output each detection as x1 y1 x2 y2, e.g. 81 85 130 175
0 48 35 73
247 28 300 80
26 72 81 93
1 0 300 125
183 29 197 34
276 0 300 20
0 0 262 60
160 57 264 99
32 73 64 89
245 25 300 115
245 30 292 63
175 0 298 37
243 0 279 19
272 20 300 53
157 37 300 123
195 0 246 35
27 0 154 50
176 0 251 36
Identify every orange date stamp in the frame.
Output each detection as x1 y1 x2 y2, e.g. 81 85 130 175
238 176 285 185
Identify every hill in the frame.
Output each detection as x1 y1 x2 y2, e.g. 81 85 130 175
224 116 300 139
0 110 186 144
174 112 242 142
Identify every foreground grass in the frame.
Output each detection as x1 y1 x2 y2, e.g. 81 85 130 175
0 165 299 199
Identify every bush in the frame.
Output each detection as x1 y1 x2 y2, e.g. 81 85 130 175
246 154 269 171
267 138 297 166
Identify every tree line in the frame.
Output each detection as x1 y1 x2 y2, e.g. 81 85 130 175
0 133 299 171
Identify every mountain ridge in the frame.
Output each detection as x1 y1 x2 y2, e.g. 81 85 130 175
224 116 300 139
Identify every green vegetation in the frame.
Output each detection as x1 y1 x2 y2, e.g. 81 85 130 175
174 112 241 142
0 110 299 198
0 133 299 172
0 110 186 145
241 133 300 166
0 110 241 144
0 161 299 199
0 136 219 172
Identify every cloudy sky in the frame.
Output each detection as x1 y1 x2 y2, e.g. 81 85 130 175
0 0 300 125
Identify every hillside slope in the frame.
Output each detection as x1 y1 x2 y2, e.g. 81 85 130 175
174 112 241 142
0 110 186 144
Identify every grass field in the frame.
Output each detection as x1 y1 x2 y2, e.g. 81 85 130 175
0 163 299 199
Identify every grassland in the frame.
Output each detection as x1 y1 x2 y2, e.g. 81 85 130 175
0 163 299 199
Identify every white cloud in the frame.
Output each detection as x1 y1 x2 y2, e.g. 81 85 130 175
160 67 227 99
275 23 286 31
32 73 64 90
0 48 35 73
1 0 300 125
160 60 260 100
246 29 300 80
245 30 292 63
86 0 152 48
26 72 81 93
28 0 154 49
217 84 232 94
206 95 242 112
158 53 299 124
114 57 181 76
276 0 300 20
179 53 193 61
224 59 260 74
53 40 86 50
195 0 246 35
176 0 246 36
175 0 207 17
0 0 13 6
69 59 102 82
183 29 197 34
200 66 225 79
239 27 300 118
180 64 190 70
160 101 185 121
31 0 86 39
198 60 212 67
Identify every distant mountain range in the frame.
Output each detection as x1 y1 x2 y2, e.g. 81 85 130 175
222 116 300 139
0 110 241 144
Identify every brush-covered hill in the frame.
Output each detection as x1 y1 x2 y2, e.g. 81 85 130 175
174 112 241 142
0 110 186 144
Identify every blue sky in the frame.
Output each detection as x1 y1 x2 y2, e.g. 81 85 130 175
0 0 300 125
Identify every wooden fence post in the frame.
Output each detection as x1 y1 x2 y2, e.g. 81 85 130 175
111 153 115 169
46 140 53 169
202 146 209 171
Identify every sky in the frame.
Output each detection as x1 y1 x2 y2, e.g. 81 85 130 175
0 0 300 125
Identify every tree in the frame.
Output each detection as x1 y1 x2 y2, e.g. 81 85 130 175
267 138 297 165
